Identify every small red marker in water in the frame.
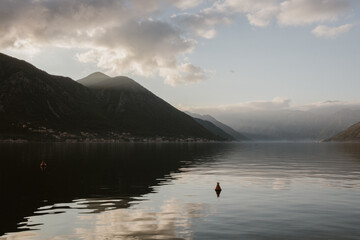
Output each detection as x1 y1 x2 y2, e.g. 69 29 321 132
40 161 47 171
215 182 222 191
215 182 222 197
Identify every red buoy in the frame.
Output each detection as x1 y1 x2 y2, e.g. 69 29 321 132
215 182 222 191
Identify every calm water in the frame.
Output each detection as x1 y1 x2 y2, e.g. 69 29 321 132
0 142 360 239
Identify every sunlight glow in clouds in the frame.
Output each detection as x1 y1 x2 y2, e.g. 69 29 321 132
0 0 356 85
312 24 353 38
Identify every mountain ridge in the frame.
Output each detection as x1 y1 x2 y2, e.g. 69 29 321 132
78 73 218 138
186 111 249 141
0 53 107 131
77 72 110 87
324 121 360 142
0 52 220 141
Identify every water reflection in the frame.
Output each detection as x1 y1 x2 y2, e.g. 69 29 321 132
339 143 360 162
0 143 226 237
72 198 208 240
183 142 360 189
4 198 208 240
39 161 47 172
1 142 360 239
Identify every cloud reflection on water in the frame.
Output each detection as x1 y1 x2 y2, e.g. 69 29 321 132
1 198 208 240
75 198 207 240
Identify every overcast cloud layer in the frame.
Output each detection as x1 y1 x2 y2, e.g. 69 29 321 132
180 98 360 115
0 0 356 85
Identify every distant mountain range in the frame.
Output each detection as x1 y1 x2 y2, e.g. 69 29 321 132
211 107 360 141
186 112 248 141
0 53 224 142
325 121 360 142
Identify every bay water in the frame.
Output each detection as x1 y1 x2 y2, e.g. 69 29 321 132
0 142 360 239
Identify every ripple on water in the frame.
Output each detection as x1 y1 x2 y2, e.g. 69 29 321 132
1 142 360 239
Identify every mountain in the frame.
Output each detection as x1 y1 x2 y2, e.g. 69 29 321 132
325 121 360 142
186 112 249 141
192 118 235 140
211 107 360 141
78 73 218 138
0 53 108 139
78 72 110 87
0 52 219 141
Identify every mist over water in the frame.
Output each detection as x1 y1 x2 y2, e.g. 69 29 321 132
1 142 360 239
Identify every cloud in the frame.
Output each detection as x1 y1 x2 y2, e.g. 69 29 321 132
0 0 211 85
171 0 205 10
293 100 360 111
159 62 211 86
171 0 280 42
0 0 356 85
246 6 280 27
173 0 354 33
312 23 353 38
278 0 350 26
181 98 360 117
213 0 280 27
76 19 206 85
173 12 232 39
180 97 292 114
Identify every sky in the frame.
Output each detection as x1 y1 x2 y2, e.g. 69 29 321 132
1 0 360 113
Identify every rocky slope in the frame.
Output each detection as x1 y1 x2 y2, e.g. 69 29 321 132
324 121 360 142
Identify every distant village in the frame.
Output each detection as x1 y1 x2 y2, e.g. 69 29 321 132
1 121 216 143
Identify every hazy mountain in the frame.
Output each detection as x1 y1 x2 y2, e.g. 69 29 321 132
186 112 249 141
0 53 219 141
325 121 360 142
192 118 235 140
212 108 360 141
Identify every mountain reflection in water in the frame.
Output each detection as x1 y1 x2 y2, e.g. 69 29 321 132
1 142 360 239
0 143 219 236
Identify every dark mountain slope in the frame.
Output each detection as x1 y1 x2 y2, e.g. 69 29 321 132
0 53 107 136
79 74 218 138
325 121 360 142
0 52 221 141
